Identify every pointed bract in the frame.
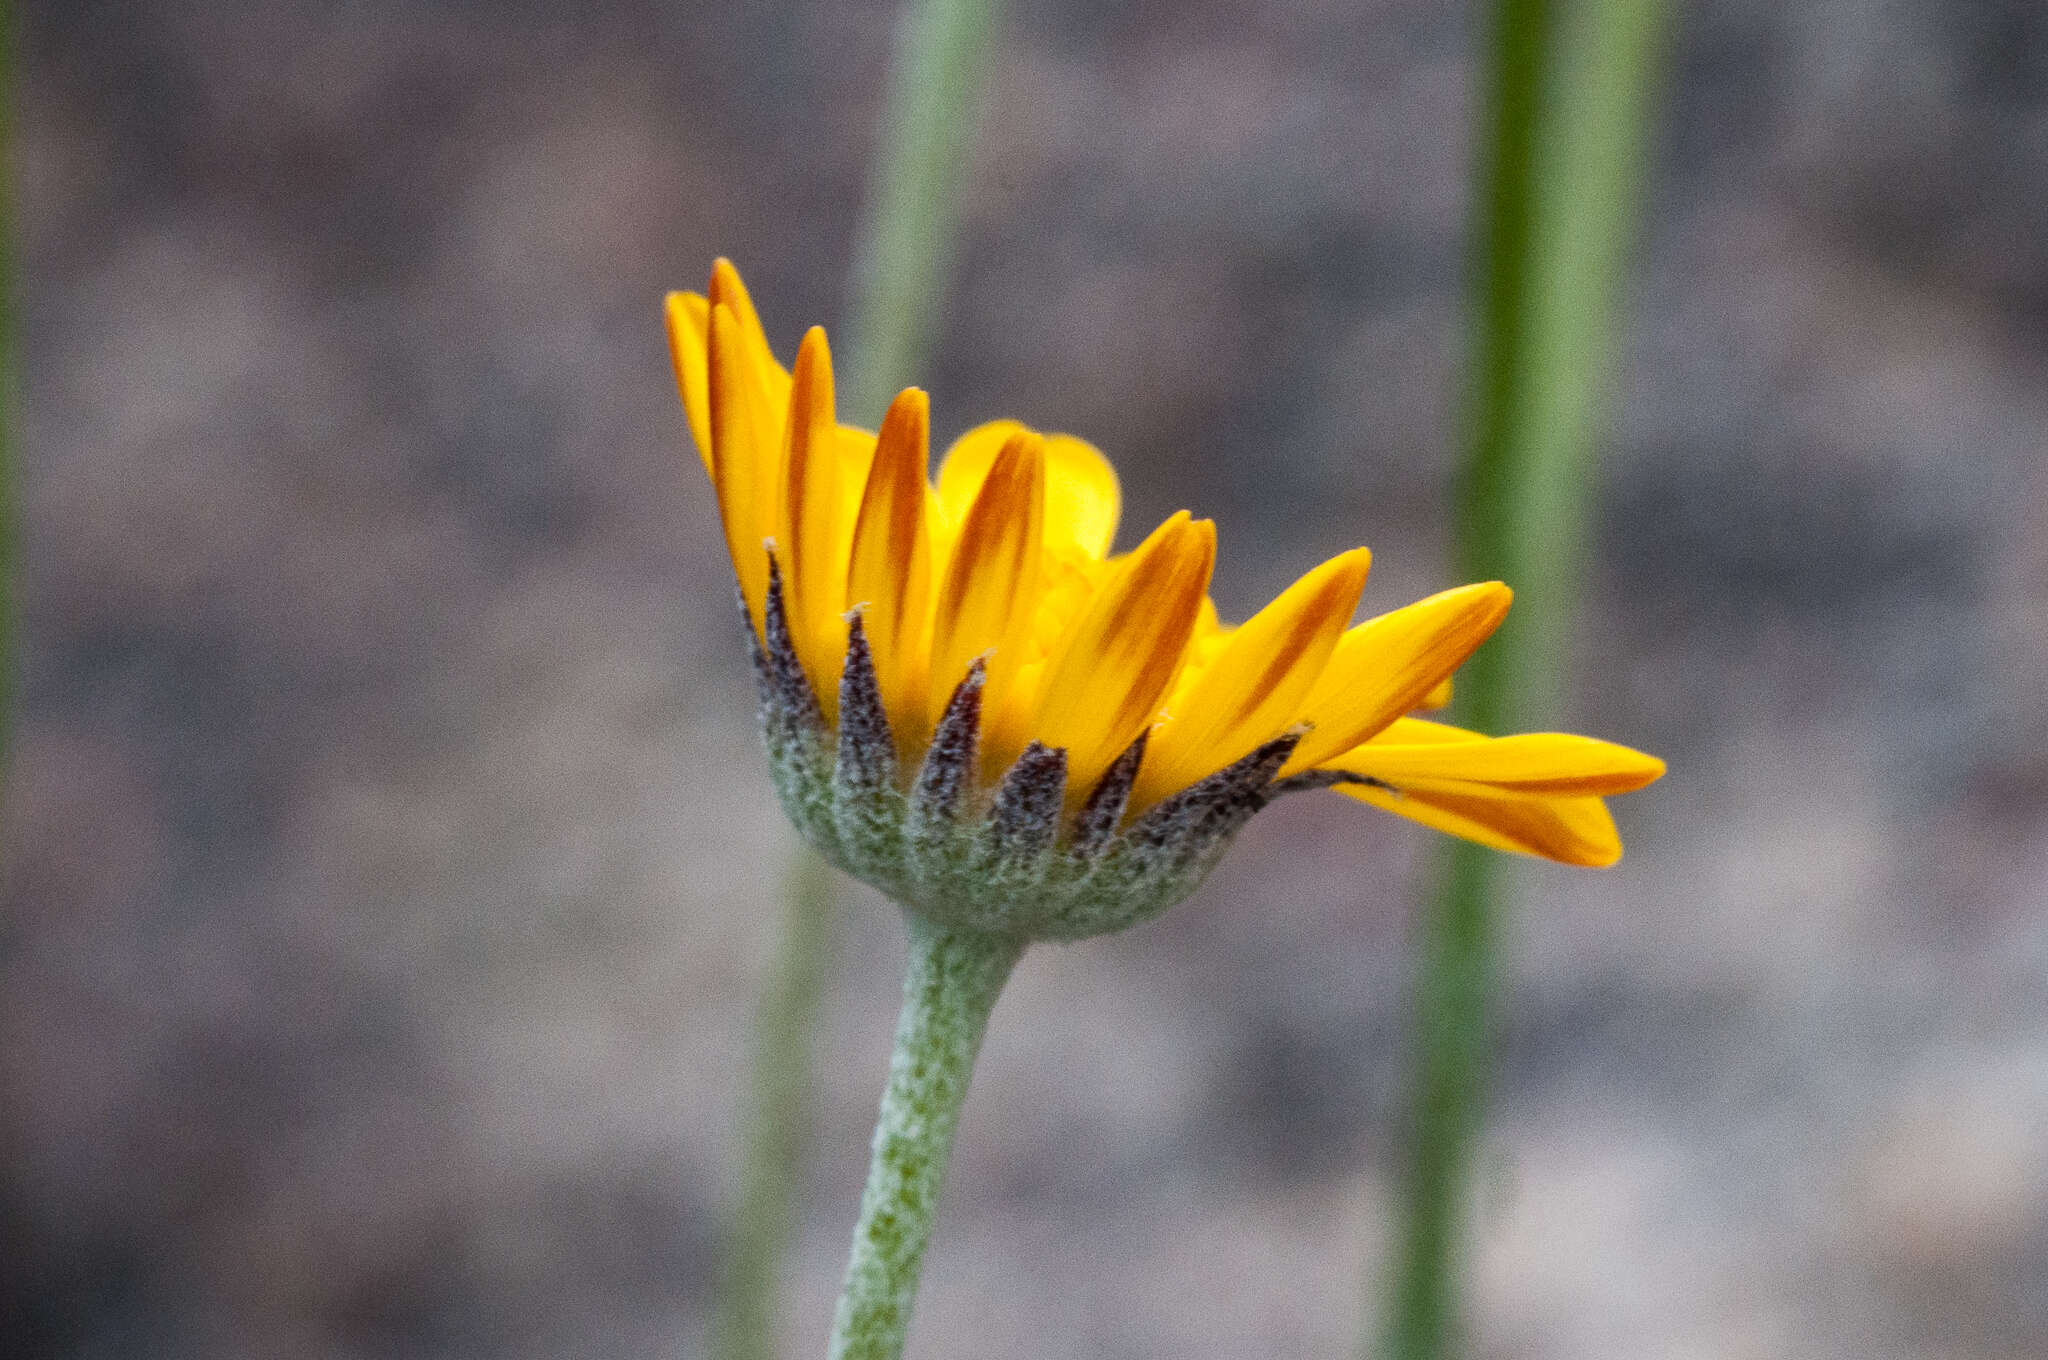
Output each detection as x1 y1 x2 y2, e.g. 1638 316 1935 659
982 742 1068 865
668 261 1664 938
835 615 898 798
911 660 986 829
1069 731 1147 857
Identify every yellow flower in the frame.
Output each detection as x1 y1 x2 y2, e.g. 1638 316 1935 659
665 261 1662 935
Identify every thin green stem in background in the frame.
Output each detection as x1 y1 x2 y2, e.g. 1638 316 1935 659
710 848 838 1360
839 0 1011 426
710 2 1009 1355
1378 0 1669 1356
827 922 1023 1360
1493 0 1675 721
1380 1 1553 1350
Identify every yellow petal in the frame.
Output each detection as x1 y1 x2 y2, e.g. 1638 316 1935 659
1025 550 1110 659
934 420 1024 525
1332 782 1624 866
1418 675 1454 711
936 421 1122 560
1043 434 1121 558
847 389 935 756
708 258 791 414
927 431 1047 754
1169 597 1232 687
833 424 879 534
1280 582 1512 775
1031 512 1217 798
663 291 711 475
776 328 849 718
1135 547 1373 807
708 302 782 634
1324 724 1666 797
1361 716 1476 744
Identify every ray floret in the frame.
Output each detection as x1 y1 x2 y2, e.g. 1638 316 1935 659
665 259 1665 939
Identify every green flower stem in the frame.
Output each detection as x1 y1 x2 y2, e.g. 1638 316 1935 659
828 921 1024 1360
840 0 1011 426
711 0 1007 1351
1380 0 1669 1356
711 846 838 1360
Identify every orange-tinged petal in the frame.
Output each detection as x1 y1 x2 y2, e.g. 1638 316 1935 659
927 432 1047 755
1135 547 1373 807
1279 582 1512 775
708 258 791 413
1418 675 1454 710
936 420 1122 560
663 291 712 474
934 420 1025 524
1322 725 1665 796
777 328 850 717
1031 512 1217 798
708 302 782 634
1332 782 1624 866
847 389 935 755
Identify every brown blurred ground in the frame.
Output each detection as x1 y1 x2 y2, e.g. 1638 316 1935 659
7 1 2048 1357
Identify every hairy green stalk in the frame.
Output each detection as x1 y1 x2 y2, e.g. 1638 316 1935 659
710 849 838 1360
1379 0 1669 1356
839 0 1011 426
711 1 1009 1354
828 922 1023 1360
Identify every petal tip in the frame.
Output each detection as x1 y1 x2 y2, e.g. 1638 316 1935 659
1582 842 1625 868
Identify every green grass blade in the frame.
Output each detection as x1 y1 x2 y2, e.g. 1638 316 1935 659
1378 1 1670 1356
840 0 1011 426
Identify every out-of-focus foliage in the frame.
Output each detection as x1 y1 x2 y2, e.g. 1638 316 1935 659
1383 1 1670 1355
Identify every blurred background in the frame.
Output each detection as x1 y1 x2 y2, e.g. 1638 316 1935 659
8 0 2048 1356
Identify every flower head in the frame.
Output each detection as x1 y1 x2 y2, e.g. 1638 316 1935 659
666 261 1663 940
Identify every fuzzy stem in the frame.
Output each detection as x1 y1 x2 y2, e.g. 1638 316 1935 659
827 922 1024 1360
711 847 838 1360
713 0 1009 1348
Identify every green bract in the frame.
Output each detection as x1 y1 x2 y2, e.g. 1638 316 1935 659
747 556 1357 943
